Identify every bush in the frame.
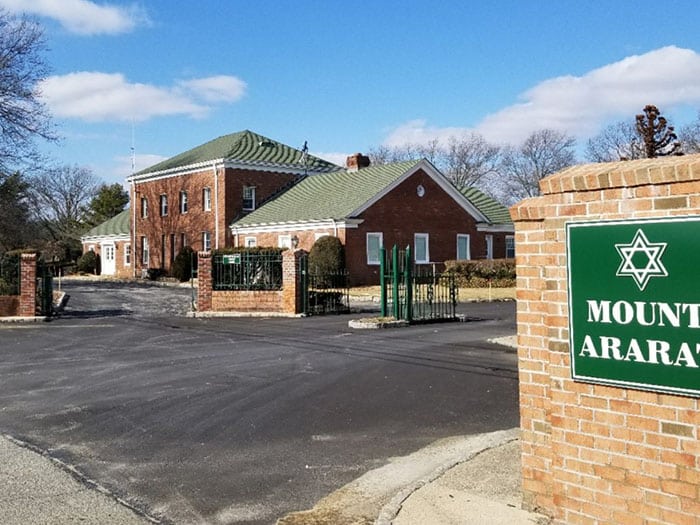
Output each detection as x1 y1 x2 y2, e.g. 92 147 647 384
172 246 195 282
444 258 515 288
76 250 100 274
308 236 346 288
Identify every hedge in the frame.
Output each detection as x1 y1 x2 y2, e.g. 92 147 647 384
444 258 515 288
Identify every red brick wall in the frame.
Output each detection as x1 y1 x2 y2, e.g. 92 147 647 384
133 167 299 275
0 296 19 316
234 229 345 251
512 155 700 524
19 253 37 317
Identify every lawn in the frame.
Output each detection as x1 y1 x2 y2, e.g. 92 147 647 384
348 286 515 302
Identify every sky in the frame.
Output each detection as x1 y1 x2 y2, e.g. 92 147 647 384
4 0 700 187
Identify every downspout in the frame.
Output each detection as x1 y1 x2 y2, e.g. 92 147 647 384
331 218 338 237
213 162 220 249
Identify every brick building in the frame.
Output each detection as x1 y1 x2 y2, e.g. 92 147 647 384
80 209 131 277
231 154 514 285
125 130 338 277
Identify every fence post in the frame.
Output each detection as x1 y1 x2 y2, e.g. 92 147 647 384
282 249 306 314
197 251 212 312
404 246 413 323
391 245 399 319
379 247 387 317
19 253 37 317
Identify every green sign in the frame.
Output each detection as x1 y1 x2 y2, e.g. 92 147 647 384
567 217 700 397
222 254 241 265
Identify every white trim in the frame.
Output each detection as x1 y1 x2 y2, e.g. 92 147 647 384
231 219 361 234
203 186 212 212
244 236 257 248
81 234 130 243
414 233 430 264
476 222 515 233
124 243 131 266
456 234 471 260
347 159 491 223
278 234 292 249
366 232 383 265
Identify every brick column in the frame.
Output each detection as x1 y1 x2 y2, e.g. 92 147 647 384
197 251 212 312
19 253 37 317
282 249 306 314
511 155 700 524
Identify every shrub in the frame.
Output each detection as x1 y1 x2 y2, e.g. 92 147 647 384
444 258 515 288
76 250 100 274
308 236 346 288
172 246 195 282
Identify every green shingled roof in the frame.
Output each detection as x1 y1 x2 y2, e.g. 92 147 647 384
232 160 422 227
458 187 512 224
82 209 130 238
136 130 339 175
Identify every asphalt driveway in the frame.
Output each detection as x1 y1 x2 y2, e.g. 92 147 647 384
0 280 518 524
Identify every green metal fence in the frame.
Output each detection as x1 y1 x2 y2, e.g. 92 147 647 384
380 245 458 322
212 252 283 290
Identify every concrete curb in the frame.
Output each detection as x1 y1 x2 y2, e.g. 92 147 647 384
374 428 519 525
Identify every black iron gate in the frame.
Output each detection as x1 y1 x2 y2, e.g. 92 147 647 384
36 261 53 316
300 255 350 316
380 245 458 322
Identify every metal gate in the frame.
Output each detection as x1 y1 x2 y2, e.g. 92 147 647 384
380 245 458 323
300 254 350 316
36 261 53 316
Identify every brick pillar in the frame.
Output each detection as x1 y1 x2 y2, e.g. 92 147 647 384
282 249 306 314
19 253 37 317
197 251 212 312
511 155 700 524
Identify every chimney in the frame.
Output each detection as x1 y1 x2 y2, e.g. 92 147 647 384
346 153 371 172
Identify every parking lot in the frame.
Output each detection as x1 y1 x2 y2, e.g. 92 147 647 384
0 280 519 524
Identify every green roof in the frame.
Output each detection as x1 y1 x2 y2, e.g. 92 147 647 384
458 187 512 224
232 160 422 227
82 209 130 239
136 130 339 175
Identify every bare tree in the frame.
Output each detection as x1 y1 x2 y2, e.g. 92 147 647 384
498 129 576 204
28 165 99 244
678 111 700 154
635 104 682 158
368 133 500 190
585 121 644 162
0 9 55 172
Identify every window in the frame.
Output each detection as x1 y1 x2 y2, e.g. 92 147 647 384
278 234 292 249
125 243 131 266
506 235 515 258
414 233 429 264
203 187 212 211
179 191 188 214
202 231 211 251
456 234 471 260
366 232 383 265
140 197 148 218
243 186 255 211
245 237 257 248
180 233 187 248
141 236 149 266
160 194 168 216
485 234 494 260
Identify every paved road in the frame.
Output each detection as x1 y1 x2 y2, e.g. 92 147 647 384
0 281 518 524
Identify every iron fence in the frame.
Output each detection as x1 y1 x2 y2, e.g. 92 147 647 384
36 262 53 316
301 256 350 315
212 252 283 291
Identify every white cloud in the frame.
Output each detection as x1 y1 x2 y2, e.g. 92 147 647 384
384 46 700 147
113 153 167 178
39 72 247 122
0 0 148 35
179 76 247 103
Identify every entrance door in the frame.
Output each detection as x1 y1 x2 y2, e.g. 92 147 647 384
101 243 116 275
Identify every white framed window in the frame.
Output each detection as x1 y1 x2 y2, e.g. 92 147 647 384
366 232 383 265
278 234 292 249
124 243 131 266
485 234 494 260
243 186 255 211
140 197 148 218
245 237 257 248
141 236 149 266
159 194 168 216
203 187 212 211
414 233 429 264
456 234 471 260
179 191 188 214
506 235 515 258
202 231 211 251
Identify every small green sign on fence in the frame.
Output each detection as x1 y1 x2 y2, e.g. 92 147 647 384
567 217 700 397
222 254 241 265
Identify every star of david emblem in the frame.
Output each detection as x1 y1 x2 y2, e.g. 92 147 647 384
615 229 668 291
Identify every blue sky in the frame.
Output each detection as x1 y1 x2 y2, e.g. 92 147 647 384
4 0 700 186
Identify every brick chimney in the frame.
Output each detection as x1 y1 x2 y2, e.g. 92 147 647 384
346 153 371 172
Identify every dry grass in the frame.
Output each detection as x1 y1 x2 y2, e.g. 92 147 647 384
348 286 515 302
